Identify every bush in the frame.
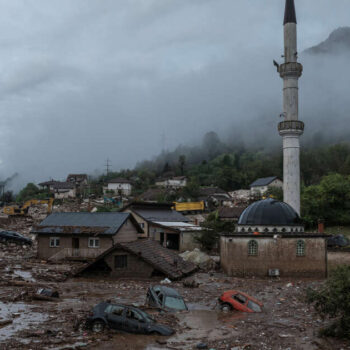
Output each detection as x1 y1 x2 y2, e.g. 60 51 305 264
307 265 350 339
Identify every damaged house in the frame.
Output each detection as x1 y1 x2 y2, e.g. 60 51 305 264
38 180 76 199
33 212 143 261
121 202 203 252
75 239 197 280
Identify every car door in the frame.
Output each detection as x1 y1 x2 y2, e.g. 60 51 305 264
105 305 126 331
124 308 144 334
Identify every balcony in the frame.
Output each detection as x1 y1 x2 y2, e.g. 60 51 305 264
278 120 304 136
278 62 303 78
49 248 105 262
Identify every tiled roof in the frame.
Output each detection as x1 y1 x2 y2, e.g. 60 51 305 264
77 239 197 280
250 176 279 188
218 207 246 219
134 208 189 223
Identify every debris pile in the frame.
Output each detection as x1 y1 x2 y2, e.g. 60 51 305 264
180 248 216 269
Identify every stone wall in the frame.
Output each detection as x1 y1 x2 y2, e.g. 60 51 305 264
220 236 327 278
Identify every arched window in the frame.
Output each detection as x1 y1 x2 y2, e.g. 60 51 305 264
273 228 278 233
248 240 258 256
296 240 305 256
264 228 269 233
281 228 286 233
241 228 245 233
248 227 252 233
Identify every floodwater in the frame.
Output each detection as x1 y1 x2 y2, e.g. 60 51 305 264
0 302 48 341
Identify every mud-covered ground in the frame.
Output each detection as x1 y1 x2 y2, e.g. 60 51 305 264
1 254 350 350
0 215 349 350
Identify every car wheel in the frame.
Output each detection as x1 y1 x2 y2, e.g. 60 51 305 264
220 303 233 313
92 320 105 333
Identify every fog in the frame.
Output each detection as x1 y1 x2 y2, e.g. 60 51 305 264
0 0 349 191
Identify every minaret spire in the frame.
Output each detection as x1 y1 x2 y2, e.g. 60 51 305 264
284 0 297 25
277 0 304 215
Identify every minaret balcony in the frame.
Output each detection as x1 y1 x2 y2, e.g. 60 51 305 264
278 62 303 78
278 120 304 135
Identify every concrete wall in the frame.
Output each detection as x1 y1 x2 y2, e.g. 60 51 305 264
104 249 155 278
220 236 327 278
180 232 201 252
37 218 139 260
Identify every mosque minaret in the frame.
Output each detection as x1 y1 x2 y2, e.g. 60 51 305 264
275 0 304 215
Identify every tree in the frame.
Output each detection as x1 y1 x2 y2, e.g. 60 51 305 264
301 174 350 227
178 155 186 175
307 266 350 339
16 183 45 202
264 186 283 201
195 211 235 251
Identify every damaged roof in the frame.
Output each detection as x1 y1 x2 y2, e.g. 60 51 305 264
133 208 189 223
33 212 142 235
76 239 197 280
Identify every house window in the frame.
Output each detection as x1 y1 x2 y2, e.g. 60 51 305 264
296 240 305 256
88 238 100 248
248 240 258 256
50 237 60 247
140 223 145 229
115 255 128 268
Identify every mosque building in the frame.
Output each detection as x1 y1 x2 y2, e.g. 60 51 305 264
220 0 328 278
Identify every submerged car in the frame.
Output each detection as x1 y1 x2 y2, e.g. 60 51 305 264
0 230 32 245
86 302 175 335
218 290 263 313
146 285 188 311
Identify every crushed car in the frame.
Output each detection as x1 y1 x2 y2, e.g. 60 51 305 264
327 234 349 248
86 302 175 335
0 230 32 245
146 285 188 311
218 290 263 313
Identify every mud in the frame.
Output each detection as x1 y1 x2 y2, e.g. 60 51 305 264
0 214 350 349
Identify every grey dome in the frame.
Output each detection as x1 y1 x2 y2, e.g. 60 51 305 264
238 198 301 226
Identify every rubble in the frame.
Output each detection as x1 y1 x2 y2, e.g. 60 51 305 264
180 248 215 269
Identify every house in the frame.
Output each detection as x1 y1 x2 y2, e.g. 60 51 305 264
75 239 197 280
197 187 232 210
220 198 328 278
249 176 283 196
105 178 133 196
138 188 168 203
32 212 143 261
66 174 88 186
155 176 187 189
228 190 251 206
218 207 246 222
38 180 76 199
121 202 202 252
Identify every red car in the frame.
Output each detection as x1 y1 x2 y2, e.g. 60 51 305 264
218 290 263 313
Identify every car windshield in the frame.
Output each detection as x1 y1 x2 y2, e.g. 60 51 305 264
137 309 154 323
164 296 187 310
247 300 262 312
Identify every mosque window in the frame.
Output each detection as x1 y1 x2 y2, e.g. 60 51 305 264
248 240 258 256
264 228 269 233
273 228 277 233
296 240 305 256
281 228 286 233
241 228 245 233
248 227 252 233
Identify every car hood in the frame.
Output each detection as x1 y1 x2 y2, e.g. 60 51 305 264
150 324 175 336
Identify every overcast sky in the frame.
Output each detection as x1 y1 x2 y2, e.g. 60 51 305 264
0 0 349 189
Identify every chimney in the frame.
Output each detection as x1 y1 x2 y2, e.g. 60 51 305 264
318 220 324 234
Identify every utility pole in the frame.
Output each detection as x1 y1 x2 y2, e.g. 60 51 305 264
105 158 111 177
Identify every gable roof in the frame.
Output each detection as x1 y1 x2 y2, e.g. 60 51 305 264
38 180 75 189
76 239 197 280
32 212 143 235
66 174 88 182
250 176 280 188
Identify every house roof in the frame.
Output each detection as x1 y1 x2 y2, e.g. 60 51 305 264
38 180 58 186
133 208 189 223
153 221 203 232
108 178 132 184
67 174 88 182
249 176 279 188
76 239 197 280
51 182 75 190
32 212 143 235
218 207 246 219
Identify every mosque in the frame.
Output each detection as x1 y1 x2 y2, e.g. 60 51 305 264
220 0 328 278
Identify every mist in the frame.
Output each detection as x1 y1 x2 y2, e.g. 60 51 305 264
0 0 349 192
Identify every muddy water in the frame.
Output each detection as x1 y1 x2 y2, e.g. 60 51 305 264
0 302 48 341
